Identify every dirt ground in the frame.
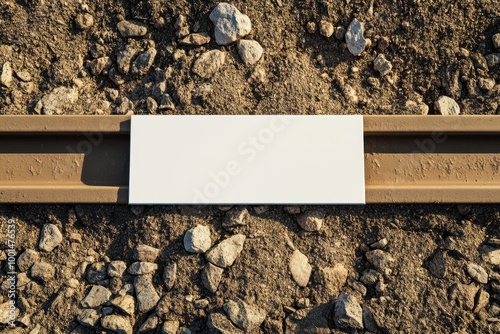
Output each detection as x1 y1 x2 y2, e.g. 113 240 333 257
0 0 500 333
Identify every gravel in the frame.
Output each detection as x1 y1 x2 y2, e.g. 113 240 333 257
192 50 226 78
179 33 211 46
17 249 39 272
205 234 246 268
335 26 346 40
134 245 160 262
108 261 127 278
38 224 63 252
134 275 160 313
373 54 393 76
207 312 244 334
237 40 263 65
77 309 100 327
110 294 136 316
345 18 366 56
365 249 394 270
223 207 249 228
34 86 79 115
209 3 252 45
117 45 138 74
162 320 180 334
131 47 157 75
370 238 388 249
30 261 55 282
466 262 488 284
480 245 500 265
101 315 133 334
201 262 224 293
485 53 500 67
117 20 148 38
87 262 108 283
128 261 158 275
289 249 312 287
139 313 159 333
163 262 177 290
319 20 334 37
306 22 316 34
184 224 212 253
434 95 460 115
296 210 324 231
223 298 266 330
428 250 447 279
80 285 112 308
333 292 364 329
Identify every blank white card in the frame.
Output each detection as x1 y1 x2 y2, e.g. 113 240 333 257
129 115 365 204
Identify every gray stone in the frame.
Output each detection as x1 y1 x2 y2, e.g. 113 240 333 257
428 250 447 279
75 13 94 30
480 245 500 265
209 3 251 45
38 224 63 252
289 250 312 287
319 20 334 38
30 261 55 282
370 238 388 249
81 285 112 308
162 320 180 334
207 312 244 334
108 261 127 278
17 249 39 272
139 313 159 332
333 292 363 329
128 262 158 275
133 244 160 262
296 210 324 232
1 62 13 87
466 263 488 284
237 40 263 65
201 262 224 293
179 33 211 46
373 54 392 76
87 262 108 283
223 207 249 229
111 294 135 316
184 225 212 253
34 86 79 115
345 18 366 56
360 269 380 286
366 249 394 270
131 48 157 75
101 315 133 334
194 298 210 309
362 305 378 332
77 309 100 327
434 95 460 115
134 275 160 313
205 234 246 268
117 20 148 38
223 298 266 331
485 53 500 67
474 289 490 312
117 45 138 74
163 262 177 290
193 50 226 78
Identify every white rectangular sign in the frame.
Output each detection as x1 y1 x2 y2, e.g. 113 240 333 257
129 115 365 204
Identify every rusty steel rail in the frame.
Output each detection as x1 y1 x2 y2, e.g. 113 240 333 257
0 115 499 204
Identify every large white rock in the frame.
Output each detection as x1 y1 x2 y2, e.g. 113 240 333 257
205 234 246 268
345 18 366 56
209 3 251 45
184 225 212 253
434 96 460 115
237 40 263 65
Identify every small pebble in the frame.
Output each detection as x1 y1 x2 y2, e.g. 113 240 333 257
373 54 392 76
75 13 94 30
371 238 388 249
345 18 366 56
319 20 334 38
184 225 212 253
493 33 500 49
434 96 460 115
466 263 488 284
237 40 263 65
335 26 346 40
117 20 148 38
38 224 63 252
306 22 316 34
289 250 312 287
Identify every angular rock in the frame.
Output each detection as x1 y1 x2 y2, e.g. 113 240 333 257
428 250 447 279
434 95 460 115
1 61 13 88
128 262 158 275
162 320 180 334
114 97 134 115
87 262 108 283
131 47 157 75
480 245 500 265
38 224 63 252
194 298 210 309
179 33 211 46
289 250 312 287
201 263 224 293
108 261 127 278
223 207 249 229
206 234 246 268
237 40 263 65
15 70 32 82
30 261 55 282
139 313 159 333
117 45 139 75
296 210 324 232
81 285 112 308
319 20 334 38
133 244 160 262
466 263 488 284
345 18 366 56
101 315 133 334
184 225 212 253
223 298 266 331
317 264 348 295
77 309 100 327
362 305 378 332
365 249 394 270
192 50 226 78
163 262 177 291
474 289 490 313
111 294 135 316
448 283 478 311
209 3 251 45
0 301 19 325
373 54 392 76
333 292 363 329
34 86 79 115
135 275 160 313
207 312 244 334
117 20 148 38
17 249 39 272
370 238 388 249
158 94 175 111
360 269 380 286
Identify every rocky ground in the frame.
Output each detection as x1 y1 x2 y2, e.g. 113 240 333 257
1 0 500 333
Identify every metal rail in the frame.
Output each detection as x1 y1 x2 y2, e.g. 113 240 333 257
0 115 499 203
